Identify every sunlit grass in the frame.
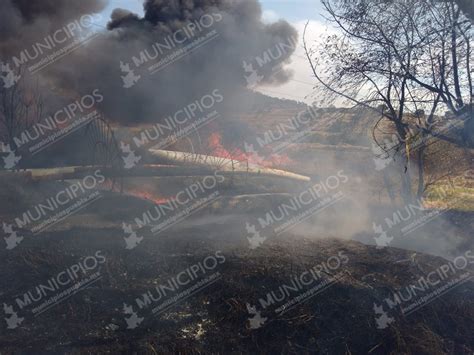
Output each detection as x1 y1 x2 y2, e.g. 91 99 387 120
424 182 474 211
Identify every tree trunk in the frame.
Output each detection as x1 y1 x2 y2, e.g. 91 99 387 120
394 121 413 204
416 144 426 199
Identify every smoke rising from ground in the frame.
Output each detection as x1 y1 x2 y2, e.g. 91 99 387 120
2 0 466 262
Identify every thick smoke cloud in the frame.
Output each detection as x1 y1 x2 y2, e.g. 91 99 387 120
0 0 108 123
0 0 107 56
43 0 298 124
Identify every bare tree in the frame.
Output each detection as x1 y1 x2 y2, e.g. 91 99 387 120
0 66 43 149
304 0 473 203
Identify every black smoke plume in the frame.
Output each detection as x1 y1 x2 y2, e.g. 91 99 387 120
0 0 107 56
43 0 299 124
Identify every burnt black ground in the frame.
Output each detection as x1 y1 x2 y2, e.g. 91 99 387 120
0 191 473 354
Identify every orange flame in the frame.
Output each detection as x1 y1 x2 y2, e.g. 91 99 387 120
124 188 170 205
207 132 290 168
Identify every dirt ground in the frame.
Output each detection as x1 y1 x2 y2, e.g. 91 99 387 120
0 188 473 354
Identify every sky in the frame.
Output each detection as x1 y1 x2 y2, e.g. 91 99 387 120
100 0 327 104
101 0 324 22
260 0 324 22
258 1 327 104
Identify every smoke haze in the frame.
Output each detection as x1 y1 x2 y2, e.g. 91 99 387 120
1 0 298 125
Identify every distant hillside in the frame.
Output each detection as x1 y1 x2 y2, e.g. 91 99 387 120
230 91 379 148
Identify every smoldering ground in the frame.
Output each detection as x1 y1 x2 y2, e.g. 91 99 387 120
1 0 470 261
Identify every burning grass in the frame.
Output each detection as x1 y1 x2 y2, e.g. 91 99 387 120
0 188 473 353
1 221 473 353
206 131 291 168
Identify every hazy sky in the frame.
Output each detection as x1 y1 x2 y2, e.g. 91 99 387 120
260 0 324 22
100 0 327 103
102 0 324 22
258 0 328 104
